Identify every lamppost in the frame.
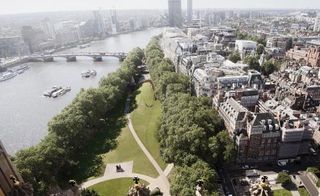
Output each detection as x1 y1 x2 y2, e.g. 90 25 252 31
133 176 140 184
69 179 80 196
196 179 206 196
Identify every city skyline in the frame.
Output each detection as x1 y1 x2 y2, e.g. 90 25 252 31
1 0 320 15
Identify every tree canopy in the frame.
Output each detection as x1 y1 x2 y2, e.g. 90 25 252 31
257 44 265 55
261 60 277 76
145 37 236 195
243 55 261 71
14 47 145 195
228 51 241 63
276 172 291 186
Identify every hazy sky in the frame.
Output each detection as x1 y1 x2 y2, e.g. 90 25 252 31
1 0 320 15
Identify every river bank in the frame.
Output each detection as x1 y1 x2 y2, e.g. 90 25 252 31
0 28 164 155
0 27 164 71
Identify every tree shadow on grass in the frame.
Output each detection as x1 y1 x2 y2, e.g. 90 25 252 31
282 181 298 191
127 89 141 113
56 95 130 187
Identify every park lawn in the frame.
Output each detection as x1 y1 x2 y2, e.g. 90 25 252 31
102 126 158 178
298 188 310 196
89 178 149 195
131 83 166 170
273 189 292 196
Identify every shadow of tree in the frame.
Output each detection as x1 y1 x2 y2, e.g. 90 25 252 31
56 95 130 187
128 89 141 113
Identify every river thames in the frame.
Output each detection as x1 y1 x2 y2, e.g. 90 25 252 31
0 28 164 154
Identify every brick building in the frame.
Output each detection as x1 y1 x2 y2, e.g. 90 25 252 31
218 98 281 163
286 46 320 67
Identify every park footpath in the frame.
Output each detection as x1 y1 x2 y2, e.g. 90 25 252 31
82 104 173 195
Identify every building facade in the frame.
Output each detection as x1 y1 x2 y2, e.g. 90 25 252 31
168 0 182 27
0 140 33 195
187 0 193 24
218 98 281 163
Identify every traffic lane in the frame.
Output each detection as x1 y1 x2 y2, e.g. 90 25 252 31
218 168 236 196
299 173 319 196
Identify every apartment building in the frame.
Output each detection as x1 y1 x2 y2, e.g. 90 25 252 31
218 98 281 163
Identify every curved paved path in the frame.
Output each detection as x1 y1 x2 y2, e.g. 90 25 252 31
127 114 171 196
82 173 156 189
81 87 173 195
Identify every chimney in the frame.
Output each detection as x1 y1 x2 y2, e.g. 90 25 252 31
254 105 259 113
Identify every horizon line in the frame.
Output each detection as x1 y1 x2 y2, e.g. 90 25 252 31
0 7 319 17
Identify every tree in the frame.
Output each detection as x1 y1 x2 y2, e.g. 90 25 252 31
257 44 265 55
243 55 260 71
306 167 320 175
254 37 267 47
229 51 241 63
211 131 237 164
81 189 100 196
285 38 293 51
277 172 291 186
170 160 217 195
14 47 144 195
261 60 277 76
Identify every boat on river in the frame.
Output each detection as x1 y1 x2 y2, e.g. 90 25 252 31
52 87 71 98
50 87 71 98
43 86 62 97
81 70 97 78
0 71 17 82
16 65 30 74
79 43 90 49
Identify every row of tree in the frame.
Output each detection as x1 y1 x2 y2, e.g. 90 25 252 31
236 31 267 46
13 48 145 195
145 37 236 195
228 51 279 76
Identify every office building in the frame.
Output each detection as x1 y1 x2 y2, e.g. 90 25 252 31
168 0 182 27
187 0 193 24
218 99 281 163
314 15 320 32
93 10 107 37
41 17 56 40
111 9 120 34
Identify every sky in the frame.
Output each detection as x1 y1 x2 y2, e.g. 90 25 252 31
1 0 320 15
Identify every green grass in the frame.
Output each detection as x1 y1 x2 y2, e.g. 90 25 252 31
273 189 292 196
89 178 149 196
102 126 159 178
131 83 166 170
298 188 310 196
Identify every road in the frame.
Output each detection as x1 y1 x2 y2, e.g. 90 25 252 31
299 173 319 196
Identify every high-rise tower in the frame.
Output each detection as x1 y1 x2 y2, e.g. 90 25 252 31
93 10 107 37
187 0 193 24
314 15 320 32
168 0 182 27
41 17 56 40
111 9 120 34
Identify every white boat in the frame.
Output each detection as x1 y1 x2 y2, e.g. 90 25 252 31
16 65 30 74
51 89 65 98
0 71 17 82
79 44 90 49
51 87 71 98
43 86 62 97
81 70 97 78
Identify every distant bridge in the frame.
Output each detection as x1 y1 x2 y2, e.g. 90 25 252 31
28 52 128 62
